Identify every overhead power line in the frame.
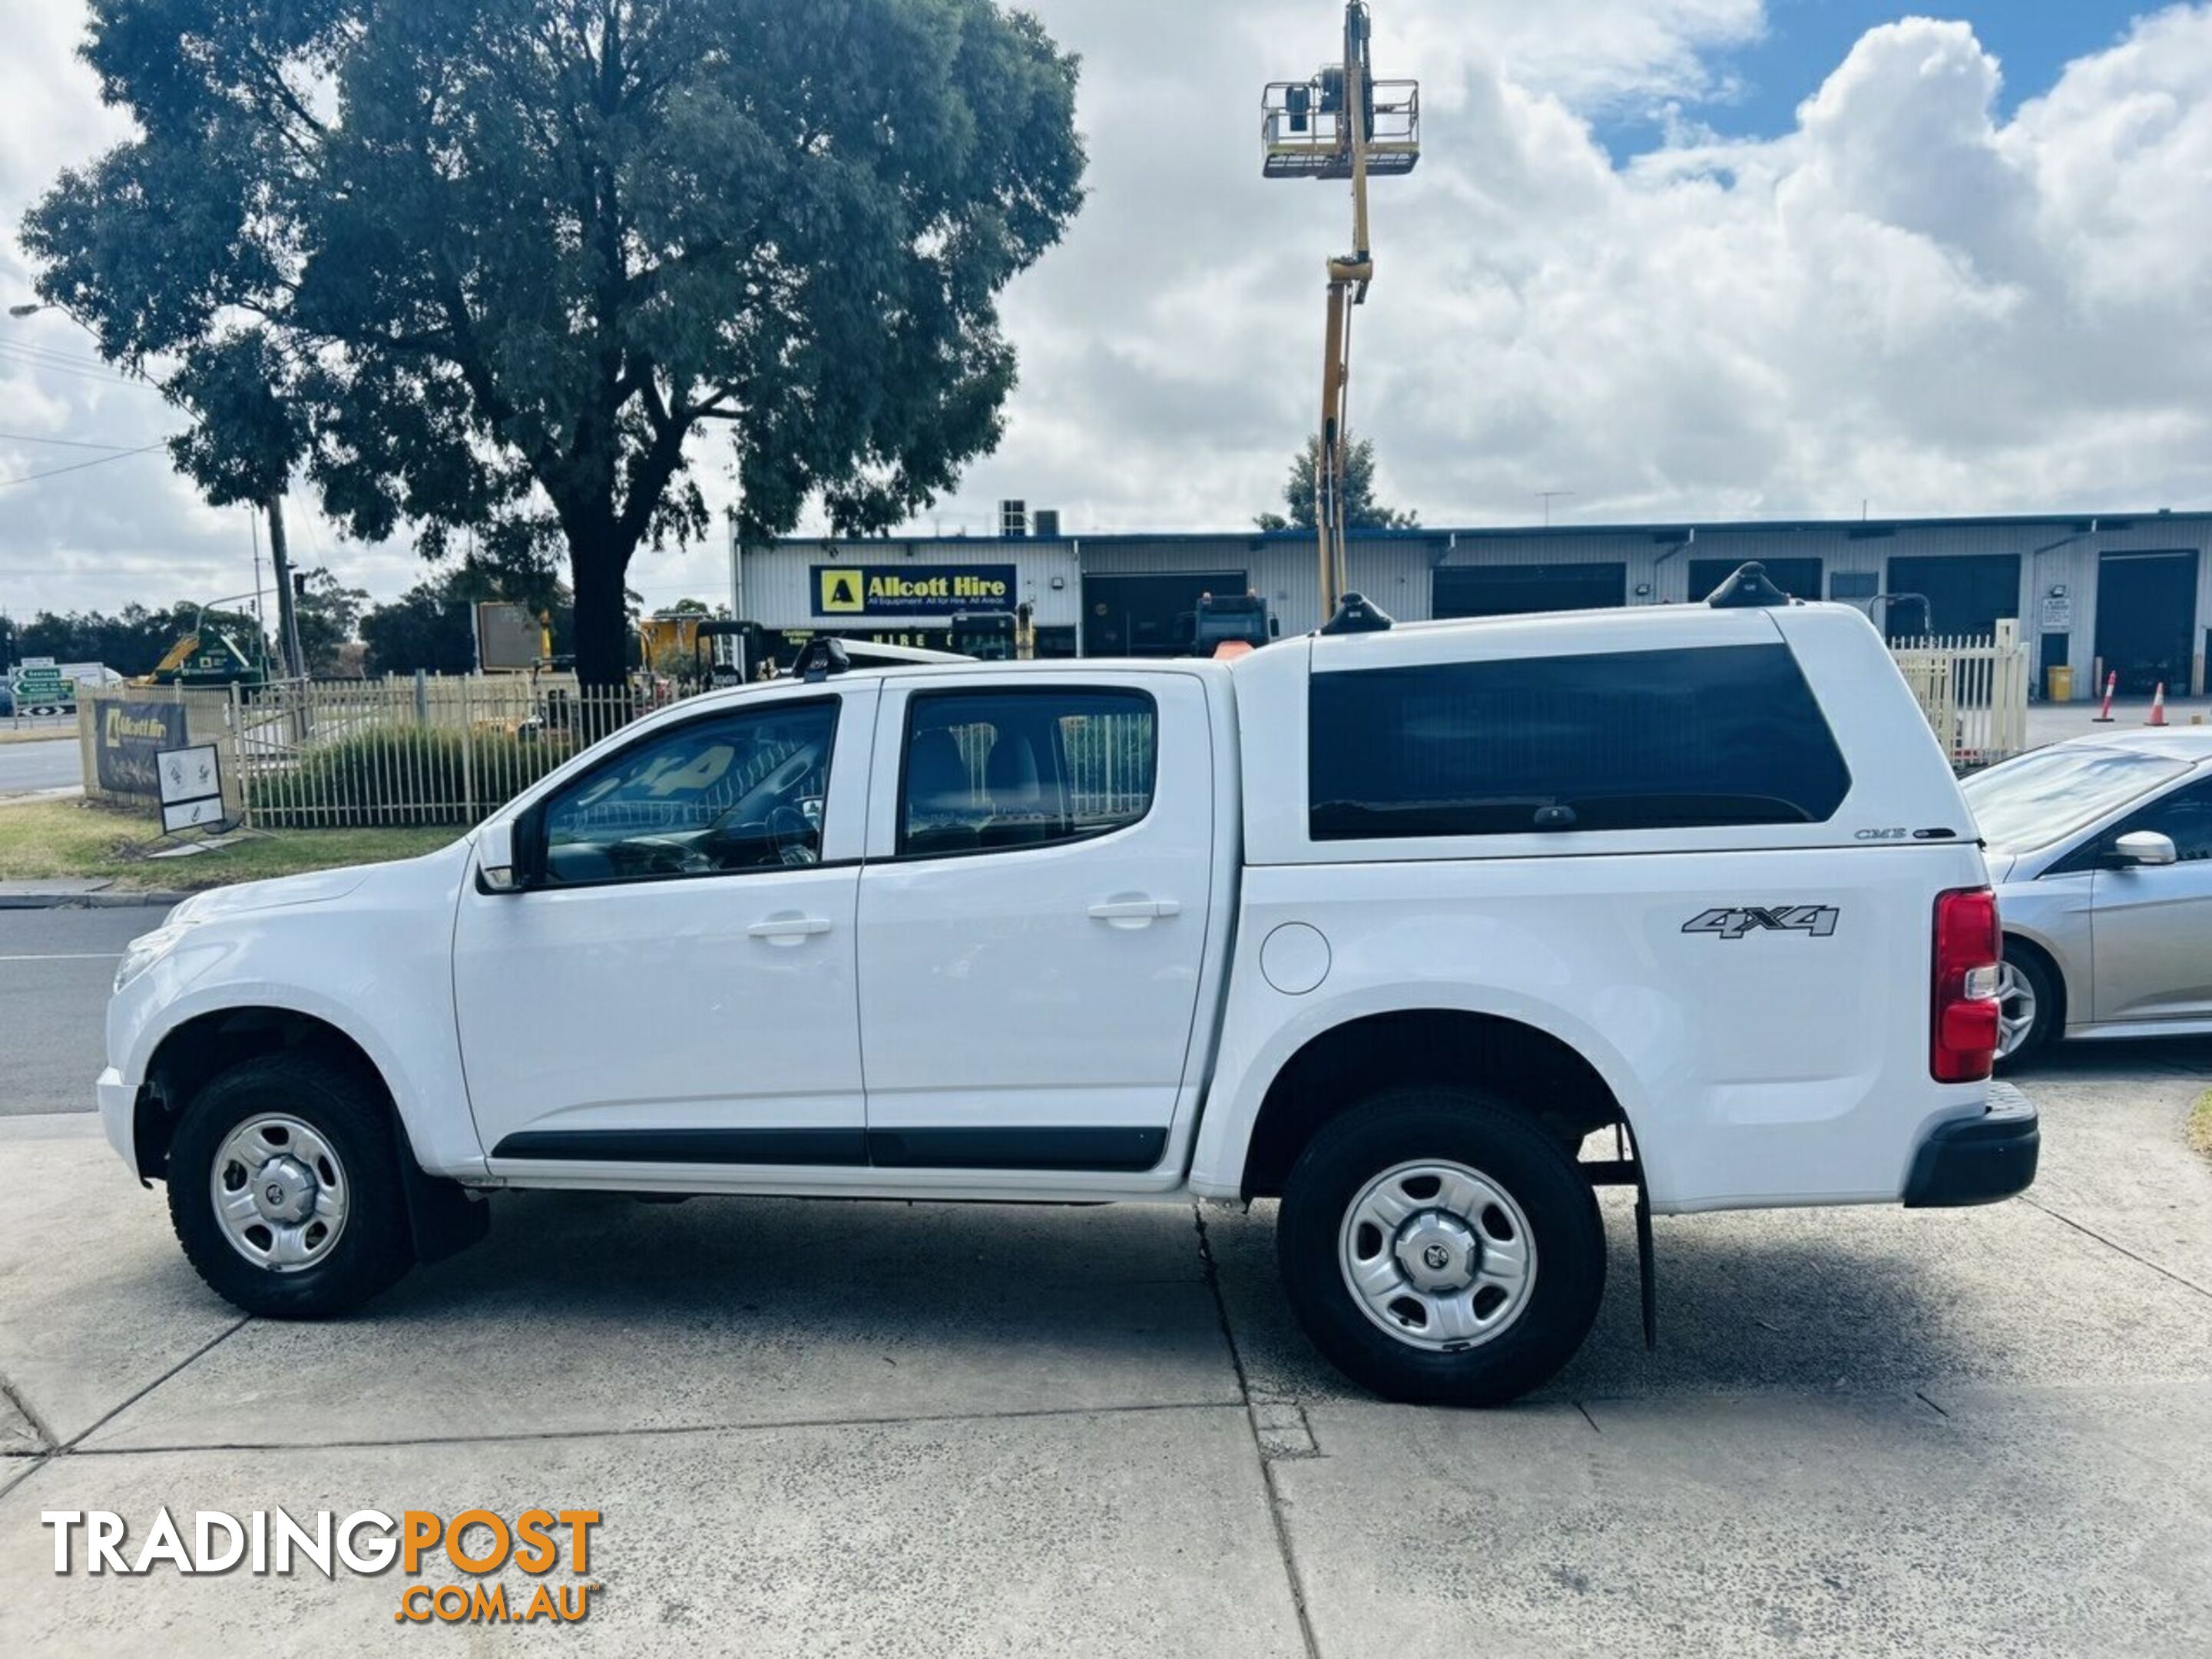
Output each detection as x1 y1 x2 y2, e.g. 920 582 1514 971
0 444 167 488
0 428 152 452
0 341 157 392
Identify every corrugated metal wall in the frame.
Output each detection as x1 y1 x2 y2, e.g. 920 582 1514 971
741 516 2212 695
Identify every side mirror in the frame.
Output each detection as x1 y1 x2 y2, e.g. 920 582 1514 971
477 818 521 893
2110 830 2179 869
478 803 548 893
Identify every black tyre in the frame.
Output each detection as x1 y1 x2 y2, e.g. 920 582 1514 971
1995 943 2058 1067
167 1053 415 1317
1277 1088 1607 1407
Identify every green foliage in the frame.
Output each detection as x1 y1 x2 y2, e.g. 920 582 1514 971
1257 435 1419 533
15 602 268 677
359 565 575 675
27 0 1088 686
250 724 579 828
359 587 478 677
295 567 369 676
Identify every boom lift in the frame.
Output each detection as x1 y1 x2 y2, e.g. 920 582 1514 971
1263 2 1421 618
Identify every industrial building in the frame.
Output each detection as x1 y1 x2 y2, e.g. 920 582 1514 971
735 508 2212 698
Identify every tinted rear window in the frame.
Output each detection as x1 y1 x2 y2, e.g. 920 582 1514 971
1309 644 1851 840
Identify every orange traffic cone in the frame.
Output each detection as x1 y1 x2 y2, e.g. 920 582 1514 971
2148 684 2169 727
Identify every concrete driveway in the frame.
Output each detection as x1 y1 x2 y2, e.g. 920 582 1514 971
0 1051 2207 1655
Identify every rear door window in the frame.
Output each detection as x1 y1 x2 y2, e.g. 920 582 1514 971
900 690 1157 857
1309 644 1851 840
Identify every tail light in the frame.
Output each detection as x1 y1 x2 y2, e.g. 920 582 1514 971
1932 887 2002 1082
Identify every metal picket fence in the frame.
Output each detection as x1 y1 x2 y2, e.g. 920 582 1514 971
227 676 656 827
1890 620 2029 770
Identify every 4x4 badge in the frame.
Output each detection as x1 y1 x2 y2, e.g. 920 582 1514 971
1683 906 1841 941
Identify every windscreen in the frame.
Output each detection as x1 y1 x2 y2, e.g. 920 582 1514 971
1961 746 2193 852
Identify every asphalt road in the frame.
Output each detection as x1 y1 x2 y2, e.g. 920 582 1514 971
0 737 81 797
0 907 159 1115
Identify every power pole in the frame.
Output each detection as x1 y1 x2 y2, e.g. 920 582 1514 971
263 494 307 680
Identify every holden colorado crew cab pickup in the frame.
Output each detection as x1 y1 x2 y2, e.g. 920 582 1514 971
98 565 2038 1406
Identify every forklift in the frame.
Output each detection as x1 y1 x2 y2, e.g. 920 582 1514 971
950 602 1036 662
1194 591 1277 661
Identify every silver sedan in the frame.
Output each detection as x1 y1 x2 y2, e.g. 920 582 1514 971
1962 729 2212 1061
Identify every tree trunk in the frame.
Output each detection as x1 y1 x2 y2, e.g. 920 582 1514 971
263 494 306 680
567 530 632 732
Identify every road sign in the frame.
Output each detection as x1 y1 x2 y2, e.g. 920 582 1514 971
9 661 74 711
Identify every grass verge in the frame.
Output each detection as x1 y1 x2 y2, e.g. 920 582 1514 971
2190 1090 2212 1167
0 797 455 891
0 725 77 745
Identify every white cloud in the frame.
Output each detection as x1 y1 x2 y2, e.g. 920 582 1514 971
3 2 2210 618
939 2 2212 538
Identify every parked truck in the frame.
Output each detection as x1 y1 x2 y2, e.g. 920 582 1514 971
97 565 2034 1406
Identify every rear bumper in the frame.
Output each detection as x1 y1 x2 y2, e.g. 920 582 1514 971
1903 1081 2039 1208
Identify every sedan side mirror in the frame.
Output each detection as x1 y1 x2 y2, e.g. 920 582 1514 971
2109 830 2179 869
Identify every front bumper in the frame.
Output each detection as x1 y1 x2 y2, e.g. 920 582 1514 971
96 1067 139 1171
1903 1081 2039 1208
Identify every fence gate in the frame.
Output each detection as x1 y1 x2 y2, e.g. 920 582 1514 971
1890 620 2029 770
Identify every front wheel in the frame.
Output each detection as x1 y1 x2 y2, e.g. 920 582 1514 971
1276 1088 1607 1407
167 1053 416 1317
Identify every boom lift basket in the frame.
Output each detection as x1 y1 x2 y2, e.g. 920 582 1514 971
1263 78 1420 178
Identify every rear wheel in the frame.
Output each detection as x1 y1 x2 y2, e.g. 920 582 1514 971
167 1053 415 1317
1276 1088 1607 1407
1995 947 2057 1064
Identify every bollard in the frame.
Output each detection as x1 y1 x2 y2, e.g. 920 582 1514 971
2093 671 2118 723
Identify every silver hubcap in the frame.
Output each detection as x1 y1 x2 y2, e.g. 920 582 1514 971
1338 1159 1538 1351
210 1114 348 1273
1995 962 2038 1059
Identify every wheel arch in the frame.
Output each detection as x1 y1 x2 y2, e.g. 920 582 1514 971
137 1003 489 1265
1232 1008 1635 1202
136 1005 394 1183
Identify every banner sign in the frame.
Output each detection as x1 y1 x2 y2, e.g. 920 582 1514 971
157 743 227 833
95 701 187 797
813 565 1017 618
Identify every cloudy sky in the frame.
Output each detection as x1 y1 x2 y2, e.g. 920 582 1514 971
1 0 2205 621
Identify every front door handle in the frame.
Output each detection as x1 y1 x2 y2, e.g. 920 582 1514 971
749 914 833 945
1088 898 1180 925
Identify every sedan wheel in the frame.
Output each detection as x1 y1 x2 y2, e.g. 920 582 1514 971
1994 955 2054 1062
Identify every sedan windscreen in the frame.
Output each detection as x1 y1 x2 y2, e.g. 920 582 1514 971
1962 747 2192 852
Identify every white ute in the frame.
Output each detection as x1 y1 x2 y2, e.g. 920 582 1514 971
98 564 2037 1406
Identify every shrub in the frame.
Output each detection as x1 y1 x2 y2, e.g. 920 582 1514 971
248 724 580 829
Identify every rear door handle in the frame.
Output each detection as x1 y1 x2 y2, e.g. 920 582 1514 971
749 915 833 944
1088 899 1180 923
